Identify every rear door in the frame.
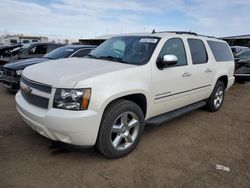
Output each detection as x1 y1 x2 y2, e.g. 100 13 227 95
187 38 214 103
151 37 194 117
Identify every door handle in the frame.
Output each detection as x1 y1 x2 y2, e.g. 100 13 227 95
205 68 212 73
182 71 192 77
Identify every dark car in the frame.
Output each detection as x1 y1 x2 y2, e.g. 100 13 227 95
2 45 96 91
0 44 23 65
9 42 64 62
235 59 250 83
0 42 63 81
234 49 250 83
231 46 248 55
0 44 23 81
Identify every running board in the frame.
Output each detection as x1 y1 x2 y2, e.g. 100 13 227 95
146 101 206 126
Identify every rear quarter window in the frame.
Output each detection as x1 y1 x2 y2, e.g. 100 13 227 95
207 41 234 62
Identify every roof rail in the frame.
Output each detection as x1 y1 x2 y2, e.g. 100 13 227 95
151 30 197 35
151 30 218 39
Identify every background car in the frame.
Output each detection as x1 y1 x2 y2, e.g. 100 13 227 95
2 45 96 91
0 44 23 65
231 46 248 55
9 42 64 62
0 44 23 81
0 42 63 82
235 59 250 83
234 49 250 83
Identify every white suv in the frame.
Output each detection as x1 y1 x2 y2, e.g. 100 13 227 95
16 31 235 158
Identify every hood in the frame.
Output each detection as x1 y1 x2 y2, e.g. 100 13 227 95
4 58 48 70
23 57 134 88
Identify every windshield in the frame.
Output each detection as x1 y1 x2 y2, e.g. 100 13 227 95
44 46 78 59
88 36 160 65
11 44 30 55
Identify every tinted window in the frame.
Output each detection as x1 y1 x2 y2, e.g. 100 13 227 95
188 39 208 64
10 39 17 44
72 49 92 57
158 38 187 66
23 40 30 43
89 36 159 65
29 45 47 55
208 41 233 62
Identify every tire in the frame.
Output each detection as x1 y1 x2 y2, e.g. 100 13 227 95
96 99 145 159
206 81 225 112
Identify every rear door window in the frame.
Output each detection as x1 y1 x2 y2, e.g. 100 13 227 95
188 39 208 64
207 41 234 62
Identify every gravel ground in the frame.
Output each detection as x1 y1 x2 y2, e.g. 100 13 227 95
0 83 249 188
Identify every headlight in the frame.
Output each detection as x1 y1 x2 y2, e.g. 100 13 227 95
53 88 91 110
16 70 23 76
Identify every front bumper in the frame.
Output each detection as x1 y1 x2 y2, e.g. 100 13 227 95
15 91 102 146
2 74 20 91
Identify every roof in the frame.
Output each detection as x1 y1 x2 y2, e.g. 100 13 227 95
2 35 47 39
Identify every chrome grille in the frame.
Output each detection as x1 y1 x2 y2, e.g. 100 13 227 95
20 76 52 109
20 76 52 93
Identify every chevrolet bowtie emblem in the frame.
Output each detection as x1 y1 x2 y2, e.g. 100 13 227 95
22 83 32 95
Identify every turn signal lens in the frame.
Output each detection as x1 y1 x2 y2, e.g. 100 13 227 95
81 88 91 110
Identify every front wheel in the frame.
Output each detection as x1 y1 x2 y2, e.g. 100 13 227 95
96 99 145 159
206 81 225 112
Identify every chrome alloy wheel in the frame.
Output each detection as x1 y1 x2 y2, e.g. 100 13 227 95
214 87 224 108
110 112 140 151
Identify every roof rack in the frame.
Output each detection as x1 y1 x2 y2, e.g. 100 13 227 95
151 30 197 35
151 29 218 39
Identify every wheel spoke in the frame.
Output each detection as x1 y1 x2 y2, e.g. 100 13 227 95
127 119 138 129
121 113 128 125
111 125 122 133
124 134 133 143
113 135 123 148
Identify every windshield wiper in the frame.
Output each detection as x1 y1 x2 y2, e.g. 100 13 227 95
45 57 55 60
98 56 126 63
86 54 100 59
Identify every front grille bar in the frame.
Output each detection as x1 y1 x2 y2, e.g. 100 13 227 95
21 76 52 94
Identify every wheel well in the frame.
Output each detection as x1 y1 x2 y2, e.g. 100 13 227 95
218 75 228 88
110 94 147 117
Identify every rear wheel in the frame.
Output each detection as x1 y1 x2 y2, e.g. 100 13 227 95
96 99 145 159
206 81 225 112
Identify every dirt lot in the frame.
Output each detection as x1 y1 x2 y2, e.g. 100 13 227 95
0 84 249 188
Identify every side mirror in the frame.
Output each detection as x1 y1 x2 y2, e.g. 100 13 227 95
157 55 178 69
161 54 178 66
